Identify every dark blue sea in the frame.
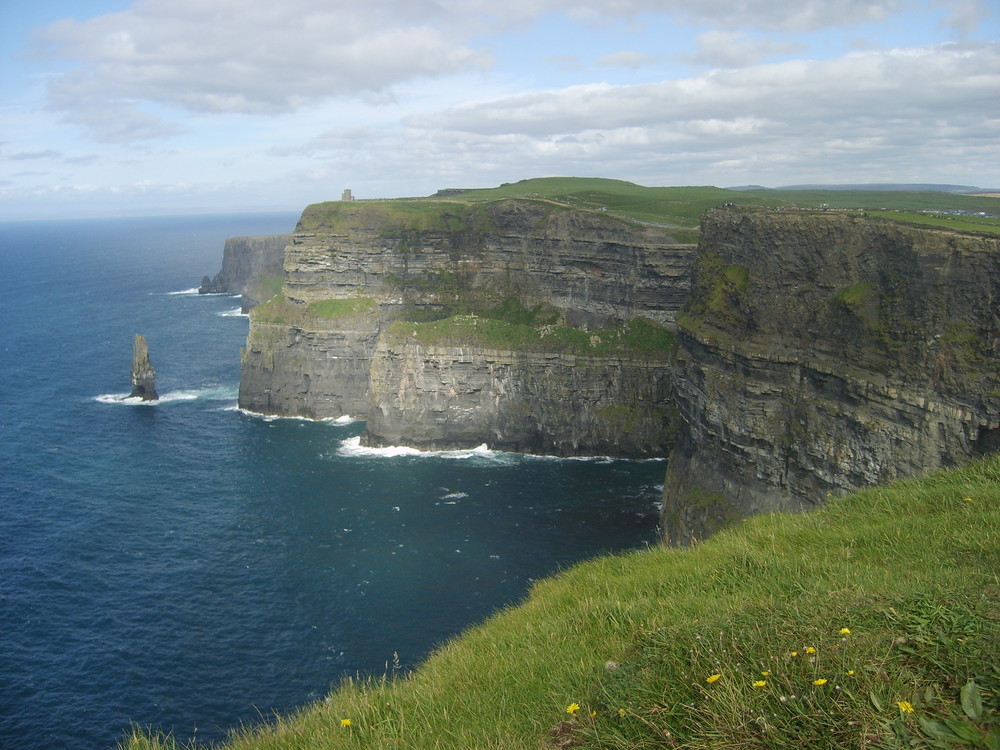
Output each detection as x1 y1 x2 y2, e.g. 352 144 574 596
0 215 664 750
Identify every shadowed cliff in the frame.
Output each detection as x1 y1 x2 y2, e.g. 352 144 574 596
662 208 1000 543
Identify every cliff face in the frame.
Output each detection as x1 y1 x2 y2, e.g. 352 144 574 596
200 234 292 311
365 334 675 457
662 209 1000 543
238 313 381 419
238 200 690 455
282 200 690 326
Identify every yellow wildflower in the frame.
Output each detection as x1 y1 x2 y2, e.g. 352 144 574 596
706 673 722 684
590 710 598 718
839 628 851 635
566 703 581 715
847 670 855 676
813 678 828 686
618 708 626 718
898 701 914 714
805 646 816 654
964 497 973 502
790 651 799 657
761 671 771 676
753 680 767 688
340 718 352 728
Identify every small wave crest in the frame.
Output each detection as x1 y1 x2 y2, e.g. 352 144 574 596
217 307 247 317
166 287 201 296
437 491 470 505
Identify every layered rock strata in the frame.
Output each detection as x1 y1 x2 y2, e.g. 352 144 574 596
238 199 691 455
199 234 292 311
662 209 1000 544
366 335 675 457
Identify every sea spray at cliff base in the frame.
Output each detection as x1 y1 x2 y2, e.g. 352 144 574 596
0 215 663 750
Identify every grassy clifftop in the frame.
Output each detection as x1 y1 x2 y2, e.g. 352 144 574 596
126 456 1000 750
294 179 999 244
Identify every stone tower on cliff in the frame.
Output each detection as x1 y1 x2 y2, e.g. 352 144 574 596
130 334 158 401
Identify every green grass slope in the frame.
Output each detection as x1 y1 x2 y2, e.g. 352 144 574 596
125 456 1000 750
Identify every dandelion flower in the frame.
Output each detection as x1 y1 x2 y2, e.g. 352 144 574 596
761 671 770 676
790 651 799 657
839 628 851 635
897 701 914 714
706 673 722 684
753 680 767 688
805 646 816 654
340 718 352 728
964 497 973 502
847 670 855 676
618 708 626 718
566 703 581 715
813 678 828 686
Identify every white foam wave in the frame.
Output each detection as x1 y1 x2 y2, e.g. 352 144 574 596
336 436 497 460
333 437 664 464
217 307 247 317
436 490 470 505
166 287 201 295
236 408 359 424
94 386 237 406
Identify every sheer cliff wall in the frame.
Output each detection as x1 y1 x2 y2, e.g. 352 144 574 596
662 209 1000 544
366 335 675 457
238 199 691 456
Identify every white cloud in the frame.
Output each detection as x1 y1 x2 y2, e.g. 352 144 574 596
8 149 63 160
447 0 908 31
936 0 991 35
407 43 999 136
31 0 963 145
686 31 805 67
34 0 491 140
5 0 996 219
389 42 999 188
596 51 657 69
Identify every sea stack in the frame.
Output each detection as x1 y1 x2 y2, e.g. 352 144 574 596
130 334 158 401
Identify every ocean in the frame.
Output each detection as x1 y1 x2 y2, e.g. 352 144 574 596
0 214 665 749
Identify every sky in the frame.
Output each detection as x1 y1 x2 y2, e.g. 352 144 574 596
0 0 998 220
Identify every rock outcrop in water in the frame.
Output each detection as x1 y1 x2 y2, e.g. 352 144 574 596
238 199 692 456
661 208 1000 543
130 334 158 401
199 234 292 312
